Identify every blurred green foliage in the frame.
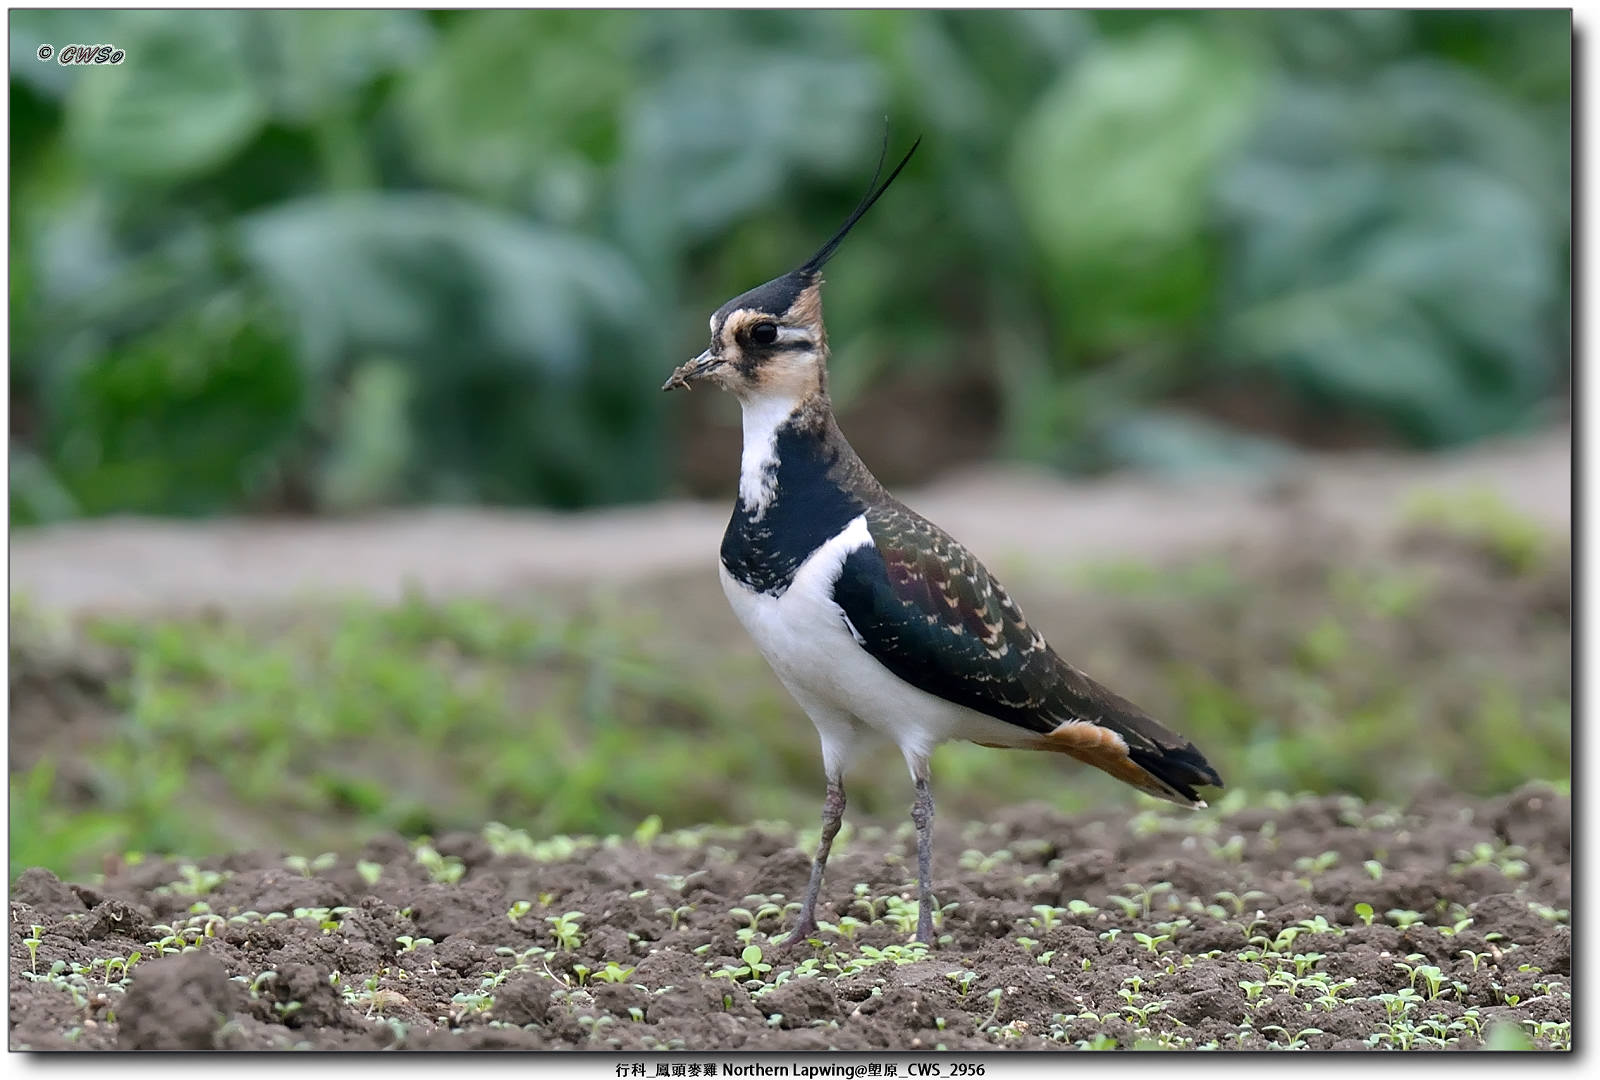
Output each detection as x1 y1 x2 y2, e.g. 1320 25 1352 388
9 10 1570 522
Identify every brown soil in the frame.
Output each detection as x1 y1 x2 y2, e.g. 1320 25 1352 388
10 785 1569 1051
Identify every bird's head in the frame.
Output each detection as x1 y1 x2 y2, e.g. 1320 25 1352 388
663 137 921 402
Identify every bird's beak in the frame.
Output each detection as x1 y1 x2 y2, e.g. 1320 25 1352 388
661 349 721 392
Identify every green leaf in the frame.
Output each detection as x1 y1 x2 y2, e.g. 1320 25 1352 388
64 12 267 181
397 11 629 203
239 192 662 506
239 192 643 379
258 11 431 123
45 291 302 517
1217 64 1565 446
615 47 884 262
1011 24 1263 351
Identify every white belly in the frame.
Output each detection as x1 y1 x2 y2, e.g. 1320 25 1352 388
720 514 1031 775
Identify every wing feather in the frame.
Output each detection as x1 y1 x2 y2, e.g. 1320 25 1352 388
832 504 1223 802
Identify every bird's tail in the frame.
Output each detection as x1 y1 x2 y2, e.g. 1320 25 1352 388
1031 715 1224 808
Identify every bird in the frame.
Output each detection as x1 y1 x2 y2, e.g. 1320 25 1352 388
662 137 1223 947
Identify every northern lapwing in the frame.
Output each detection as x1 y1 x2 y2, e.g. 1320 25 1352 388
662 138 1223 947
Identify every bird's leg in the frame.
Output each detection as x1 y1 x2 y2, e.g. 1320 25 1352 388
786 778 845 948
911 773 937 946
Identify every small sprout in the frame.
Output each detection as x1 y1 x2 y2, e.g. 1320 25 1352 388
1123 1000 1165 1027
1364 860 1384 881
1131 932 1170 954
1385 909 1425 930
507 901 533 923
356 861 384 887
633 815 663 847
980 987 1004 1031
1353 903 1375 927
546 912 585 951
414 845 465 885
656 903 694 931
1029 905 1066 931
945 970 976 997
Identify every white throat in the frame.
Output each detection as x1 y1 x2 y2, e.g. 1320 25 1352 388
739 393 802 521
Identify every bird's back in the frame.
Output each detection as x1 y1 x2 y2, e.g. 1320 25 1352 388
721 409 1223 805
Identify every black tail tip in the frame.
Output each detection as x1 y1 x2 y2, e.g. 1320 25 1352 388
1130 745 1224 805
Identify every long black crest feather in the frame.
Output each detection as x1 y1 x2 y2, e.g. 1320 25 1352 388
798 134 922 277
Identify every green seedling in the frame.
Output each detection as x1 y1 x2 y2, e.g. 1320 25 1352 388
413 845 465 885
711 945 772 985
1131 932 1170 954
507 901 533 923
590 962 635 984
1385 909 1425 929
1262 1025 1323 1050
1204 835 1246 863
546 912 584 951
24 926 43 973
1029 905 1066 932
656 904 694 931
945 970 976 997
980 987 1004 1031
284 853 337 877
1294 851 1339 878
1354 903 1375 927
633 815 662 846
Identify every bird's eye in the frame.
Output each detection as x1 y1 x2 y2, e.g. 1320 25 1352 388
750 322 779 346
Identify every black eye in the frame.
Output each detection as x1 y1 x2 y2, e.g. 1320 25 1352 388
750 322 779 346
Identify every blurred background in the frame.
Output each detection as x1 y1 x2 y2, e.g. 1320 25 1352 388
8 10 1571 879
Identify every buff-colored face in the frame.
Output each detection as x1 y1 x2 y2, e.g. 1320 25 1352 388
662 277 828 401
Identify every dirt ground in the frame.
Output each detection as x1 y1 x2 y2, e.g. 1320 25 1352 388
9 784 1569 1051
7 427 1572 1052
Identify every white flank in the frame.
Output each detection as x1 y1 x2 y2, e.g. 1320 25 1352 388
737 394 799 521
721 514 1037 780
